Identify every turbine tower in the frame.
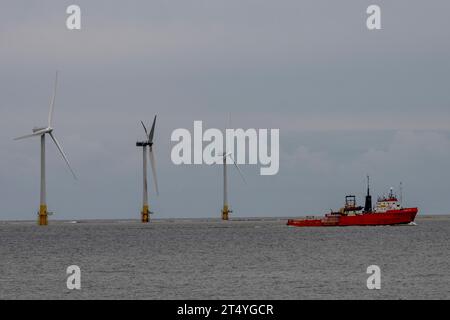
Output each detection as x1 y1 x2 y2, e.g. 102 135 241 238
14 72 76 226
220 152 246 220
136 116 158 223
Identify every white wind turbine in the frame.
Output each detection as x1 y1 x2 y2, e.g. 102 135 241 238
217 113 246 220
14 72 76 226
136 116 159 223
219 151 246 220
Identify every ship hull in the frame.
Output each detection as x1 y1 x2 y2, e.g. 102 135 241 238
287 208 418 227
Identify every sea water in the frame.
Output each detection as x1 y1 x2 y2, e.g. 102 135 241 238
0 217 448 299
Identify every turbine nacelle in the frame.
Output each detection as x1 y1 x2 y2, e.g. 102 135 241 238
15 127 53 140
33 126 51 133
136 141 153 147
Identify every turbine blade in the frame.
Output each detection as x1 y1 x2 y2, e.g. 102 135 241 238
48 71 58 127
148 146 159 195
228 154 247 184
14 131 45 140
49 132 77 180
140 121 148 137
149 115 156 143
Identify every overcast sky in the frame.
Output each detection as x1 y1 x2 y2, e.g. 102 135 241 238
1 0 450 220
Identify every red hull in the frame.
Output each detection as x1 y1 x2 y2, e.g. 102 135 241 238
287 208 418 227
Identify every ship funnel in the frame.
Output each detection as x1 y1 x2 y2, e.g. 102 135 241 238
364 175 372 212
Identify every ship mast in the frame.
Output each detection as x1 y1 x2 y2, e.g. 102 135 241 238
364 175 372 212
399 182 403 207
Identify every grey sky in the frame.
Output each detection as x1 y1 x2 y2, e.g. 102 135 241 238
1 0 450 220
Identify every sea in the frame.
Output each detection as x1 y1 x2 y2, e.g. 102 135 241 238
0 216 449 300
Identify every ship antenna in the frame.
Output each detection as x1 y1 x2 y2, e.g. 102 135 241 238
400 181 403 205
367 175 370 196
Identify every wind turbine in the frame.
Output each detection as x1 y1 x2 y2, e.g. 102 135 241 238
219 151 246 220
14 72 76 226
136 116 159 223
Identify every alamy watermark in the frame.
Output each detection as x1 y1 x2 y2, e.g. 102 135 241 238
65 4 381 32
66 5 81 30
366 5 381 30
66 265 81 290
366 265 381 290
171 121 279 175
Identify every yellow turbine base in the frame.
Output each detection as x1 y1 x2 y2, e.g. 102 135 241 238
222 205 229 221
38 205 48 226
141 205 150 223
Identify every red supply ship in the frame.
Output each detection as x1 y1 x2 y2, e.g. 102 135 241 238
287 177 418 227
